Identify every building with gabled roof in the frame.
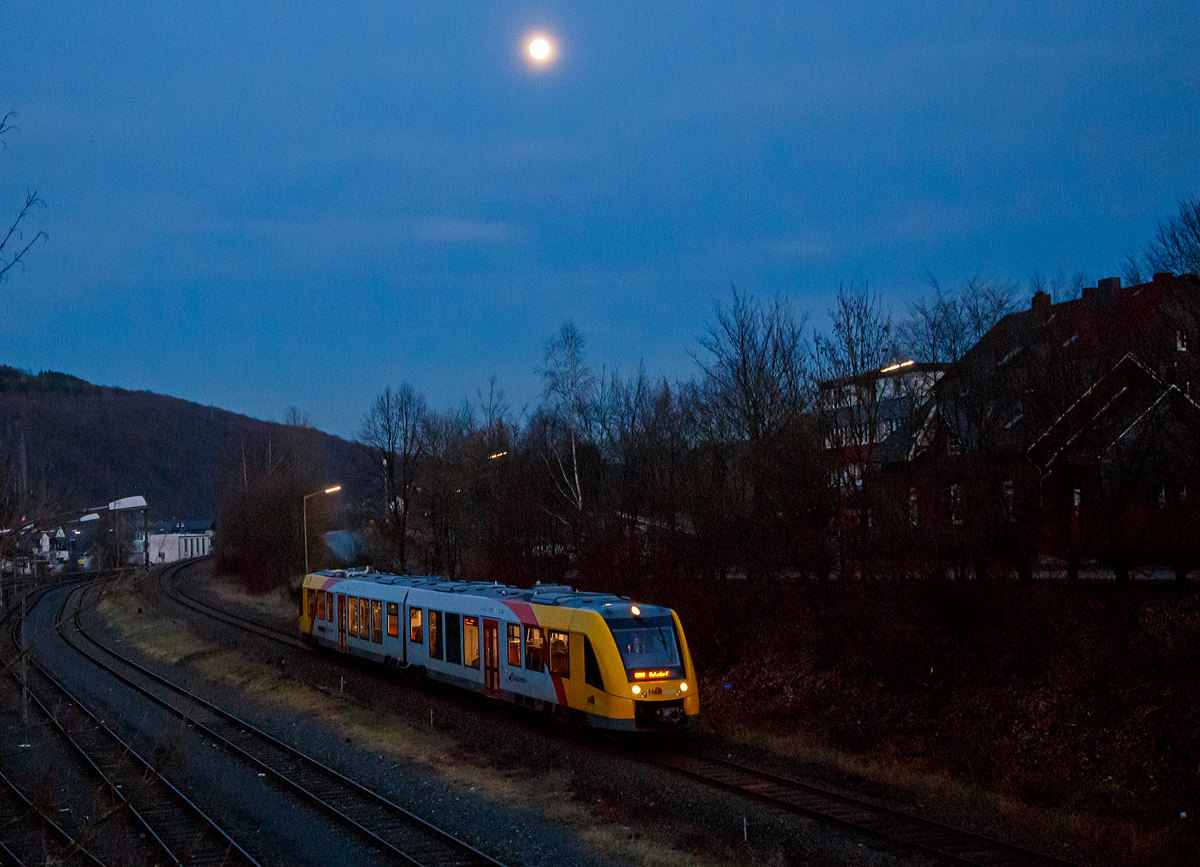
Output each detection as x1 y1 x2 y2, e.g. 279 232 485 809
880 271 1200 581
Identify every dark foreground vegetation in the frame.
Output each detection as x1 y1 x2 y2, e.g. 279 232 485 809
680 575 1200 865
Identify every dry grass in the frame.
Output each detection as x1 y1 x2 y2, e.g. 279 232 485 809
701 693 1181 866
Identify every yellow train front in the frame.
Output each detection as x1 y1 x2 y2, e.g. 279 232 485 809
298 573 699 732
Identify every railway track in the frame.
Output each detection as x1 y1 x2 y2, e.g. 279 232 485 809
0 765 106 867
154 562 1082 866
622 746 1080 867
154 559 302 648
60 578 506 867
4 579 258 867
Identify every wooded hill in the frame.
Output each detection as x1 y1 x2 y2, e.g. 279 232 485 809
0 365 356 521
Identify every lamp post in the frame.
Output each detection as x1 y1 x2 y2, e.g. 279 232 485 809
303 486 341 575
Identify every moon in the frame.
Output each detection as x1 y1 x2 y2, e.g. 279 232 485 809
524 32 556 67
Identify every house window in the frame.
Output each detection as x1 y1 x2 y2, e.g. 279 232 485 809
949 483 962 525
1178 330 1189 352
909 487 918 527
947 433 960 457
1003 479 1015 522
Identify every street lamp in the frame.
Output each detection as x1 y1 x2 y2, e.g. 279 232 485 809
303 486 341 575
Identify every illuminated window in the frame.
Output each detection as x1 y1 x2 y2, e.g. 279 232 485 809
360 598 370 640
429 610 442 659
306 588 315 617
548 630 570 677
410 607 423 643
372 600 383 644
525 626 544 671
317 590 326 621
463 617 480 669
507 623 522 666
348 596 359 638
385 601 398 637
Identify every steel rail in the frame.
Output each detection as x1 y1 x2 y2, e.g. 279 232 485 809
2 579 257 867
64 578 506 867
12 583 262 867
0 767 106 867
620 745 1081 867
154 561 302 647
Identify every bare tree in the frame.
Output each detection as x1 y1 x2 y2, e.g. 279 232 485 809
694 288 812 577
1125 195 1200 283
0 113 47 283
356 384 426 570
539 321 596 516
898 273 1016 365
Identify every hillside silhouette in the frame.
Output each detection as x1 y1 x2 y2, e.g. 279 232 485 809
0 366 355 520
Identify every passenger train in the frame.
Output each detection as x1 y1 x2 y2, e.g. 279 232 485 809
299 570 698 732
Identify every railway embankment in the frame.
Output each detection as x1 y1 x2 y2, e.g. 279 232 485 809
679 577 1200 866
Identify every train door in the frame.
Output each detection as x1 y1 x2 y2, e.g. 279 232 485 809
483 619 500 693
338 594 347 650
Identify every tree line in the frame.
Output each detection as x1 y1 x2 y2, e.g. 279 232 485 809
205 194 1199 594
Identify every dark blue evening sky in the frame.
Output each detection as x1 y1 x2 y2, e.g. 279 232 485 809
3 1 1198 437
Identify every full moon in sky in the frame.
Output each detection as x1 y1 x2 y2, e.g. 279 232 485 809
524 32 556 67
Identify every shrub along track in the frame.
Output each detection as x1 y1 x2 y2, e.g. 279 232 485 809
155 561 1082 867
62 574 508 867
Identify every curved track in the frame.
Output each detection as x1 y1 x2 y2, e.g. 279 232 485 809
159 561 1082 867
4 576 256 866
62 573 506 867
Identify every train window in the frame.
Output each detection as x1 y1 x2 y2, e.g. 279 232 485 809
306 589 316 618
583 636 605 692
608 616 681 672
372 600 383 644
525 626 544 671
360 598 370 640
348 596 359 638
409 607 423 643
316 590 326 621
548 630 570 677
463 617 480 669
445 613 461 665
507 624 521 666
429 610 442 660
386 602 399 638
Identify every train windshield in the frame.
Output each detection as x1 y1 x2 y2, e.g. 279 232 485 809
608 615 681 672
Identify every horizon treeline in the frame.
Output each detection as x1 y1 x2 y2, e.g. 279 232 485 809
217 273 1039 595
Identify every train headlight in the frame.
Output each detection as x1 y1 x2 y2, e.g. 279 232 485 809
680 682 688 692
632 685 642 696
